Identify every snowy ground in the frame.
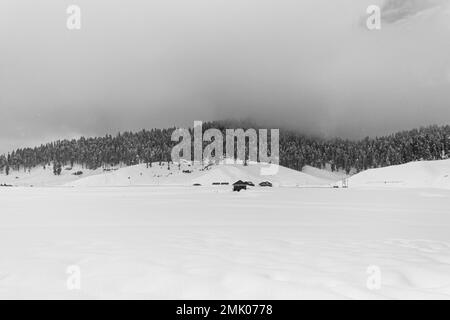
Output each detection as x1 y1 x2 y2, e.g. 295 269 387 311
1 185 450 299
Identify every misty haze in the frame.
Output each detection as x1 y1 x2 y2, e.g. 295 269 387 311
1 0 450 153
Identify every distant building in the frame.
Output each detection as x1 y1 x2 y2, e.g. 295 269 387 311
232 180 247 192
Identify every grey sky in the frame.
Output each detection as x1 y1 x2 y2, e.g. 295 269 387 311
1 0 450 153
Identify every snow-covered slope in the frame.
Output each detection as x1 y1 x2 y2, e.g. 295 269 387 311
1 161 332 188
65 162 204 187
302 165 346 184
66 162 332 187
348 159 450 189
4 159 450 189
0 164 103 187
192 163 331 187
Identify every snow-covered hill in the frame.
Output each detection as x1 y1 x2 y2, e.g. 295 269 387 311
64 162 202 187
191 163 333 187
4 159 450 189
66 162 334 187
0 164 103 187
347 159 450 189
302 165 347 184
0 161 338 188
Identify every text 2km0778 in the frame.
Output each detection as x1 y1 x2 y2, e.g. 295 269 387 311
176 304 273 318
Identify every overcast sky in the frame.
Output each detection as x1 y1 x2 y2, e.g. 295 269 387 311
1 0 450 153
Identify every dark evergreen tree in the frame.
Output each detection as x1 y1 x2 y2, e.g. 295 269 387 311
53 162 62 176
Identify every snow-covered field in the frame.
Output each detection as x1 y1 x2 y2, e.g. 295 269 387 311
1 160 450 299
1 184 450 299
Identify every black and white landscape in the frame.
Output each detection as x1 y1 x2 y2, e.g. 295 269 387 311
1 0 450 299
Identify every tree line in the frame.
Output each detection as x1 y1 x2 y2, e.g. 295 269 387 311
0 121 449 175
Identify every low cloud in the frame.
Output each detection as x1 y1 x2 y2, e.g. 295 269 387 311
0 0 450 153
381 0 448 23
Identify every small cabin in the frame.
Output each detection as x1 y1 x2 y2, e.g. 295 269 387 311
232 180 247 192
259 181 272 187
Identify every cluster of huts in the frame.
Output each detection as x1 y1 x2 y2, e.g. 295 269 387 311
0 183 13 187
232 180 272 191
193 180 273 191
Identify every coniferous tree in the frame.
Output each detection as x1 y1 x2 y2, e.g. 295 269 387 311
53 162 62 175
